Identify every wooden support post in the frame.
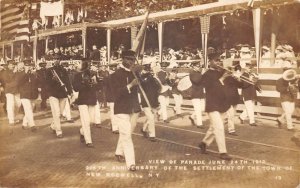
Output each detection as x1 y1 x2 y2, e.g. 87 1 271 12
131 26 138 49
107 28 111 64
11 43 13 59
20 43 24 60
252 8 263 72
82 27 87 58
158 22 164 63
33 30 38 65
45 37 49 53
270 12 279 66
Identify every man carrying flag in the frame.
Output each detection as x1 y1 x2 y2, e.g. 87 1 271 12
112 10 150 171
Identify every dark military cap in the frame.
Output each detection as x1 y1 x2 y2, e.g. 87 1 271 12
7 59 16 65
121 50 136 59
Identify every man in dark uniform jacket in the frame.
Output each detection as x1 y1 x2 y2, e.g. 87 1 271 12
155 64 171 123
140 65 161 141
18 60 39 132
189 64 205 128
198 54 232 161
224 75 242 135
46 55 73 138
105 71 118 133
73 59 103 147
37 61 49 110
110 50 141 171
276 68 299 130
1 60 22 125
239 63 260 127
89 45 100 62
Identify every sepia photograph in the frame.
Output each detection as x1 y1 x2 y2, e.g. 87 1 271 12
0 0 299 187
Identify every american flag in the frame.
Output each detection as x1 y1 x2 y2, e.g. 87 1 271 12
0 2 30 41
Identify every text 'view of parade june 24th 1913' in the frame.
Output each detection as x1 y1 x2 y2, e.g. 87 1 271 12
0 0 300 187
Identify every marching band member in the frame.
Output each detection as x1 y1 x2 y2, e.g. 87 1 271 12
276 68 299 131
189 64 205 128
169 69 183 117
110 50 141 171
105 71 118 134
140 64 161 142
18 59 38 132
154 63 171 123
46 55 73 138
198 54 232 161
37 61 49 110
239 63 260 127
73 59 103 147
224 71 242 135
1 60 22 125
89 63 102 127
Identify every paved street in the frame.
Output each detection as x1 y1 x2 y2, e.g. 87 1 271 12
0 104 299 188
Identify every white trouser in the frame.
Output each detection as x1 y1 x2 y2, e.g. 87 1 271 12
62 99 72 120
278 101 295 129
158 95 169 121
115 113 139 168
191 98 205 126
78 105 95 144
20 99 35 127
240 100 255 124
94 101 101 124
226 105 236 133
143 107 156 137
202 111 227 154
5 93 21 124
109 102 118 131
49 96 67 135
172 93 183 114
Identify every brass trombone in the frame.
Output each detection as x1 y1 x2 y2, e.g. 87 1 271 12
213 64 259 86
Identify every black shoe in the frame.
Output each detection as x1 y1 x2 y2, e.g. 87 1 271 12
250 123 257 127
156 112 160 121
22 126 30 130
276 119 283 129
57 134 63 138
287 128 295 132
189 116 195 126
94 123 102 128
163 120 170 123
66 119 74 123
112 130 119 134
129 165 136 171
198 142 207 154
220 153 232 161
80 134 85 143
228 132 238 136
197 125 204 129
239 117 244 124
50 127 56 134
86 143 94 148
31 126 37 132
115 154 125 162
141 128 148 138
149 137 156 142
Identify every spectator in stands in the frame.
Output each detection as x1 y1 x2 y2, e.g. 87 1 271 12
90 45 100 62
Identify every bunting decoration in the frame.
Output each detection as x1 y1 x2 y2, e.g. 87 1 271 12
200 16 210 68
0 3 30 41
131 11 149 59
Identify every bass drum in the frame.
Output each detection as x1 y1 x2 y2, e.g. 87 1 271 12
177 76 192 91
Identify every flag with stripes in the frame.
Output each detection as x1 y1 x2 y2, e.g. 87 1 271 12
0 3 30 41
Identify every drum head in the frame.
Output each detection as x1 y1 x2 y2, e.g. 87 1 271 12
177 76 192 91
